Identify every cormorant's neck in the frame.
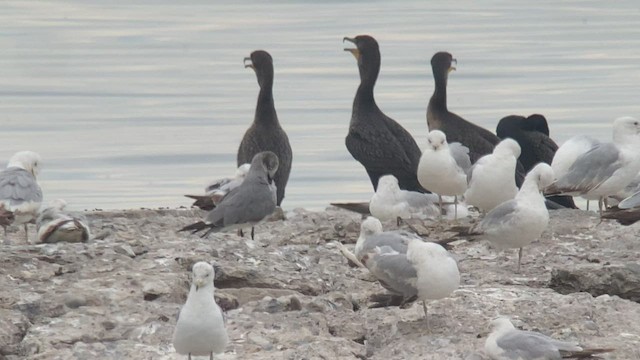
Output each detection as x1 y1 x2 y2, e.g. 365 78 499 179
354 58 380 111
430 70 448 111
255 77 278 125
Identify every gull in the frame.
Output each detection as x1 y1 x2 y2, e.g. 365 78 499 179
406 238 460 327
180 151 278 240
36 199 90 243
418 130 471 218
546 117 640 214
0 151 43 241
465 139 521 213
466 163 554 272
186 163 251 211
369 175 439 225
485 317 613 360
173 262 228 360
551 135 600 210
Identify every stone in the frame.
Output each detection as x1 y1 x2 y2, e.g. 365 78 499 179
549 263 640 303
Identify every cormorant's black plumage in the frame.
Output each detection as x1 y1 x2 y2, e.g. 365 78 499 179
344 35 426 192
237 50 292 206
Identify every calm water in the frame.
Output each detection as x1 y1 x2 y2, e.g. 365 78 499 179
1 1 639 211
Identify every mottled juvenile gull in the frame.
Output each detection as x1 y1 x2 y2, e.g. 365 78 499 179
497 114 577 209
406 238 460 327
343 35 426 192
546 116 640 214
369 175 439 224
418 130 471 218
238 50 292 206
0 151 43 241
173 262 228 360
466 163 554 272
36 199 90 244
180 151 278 240
185 163 251 211
465 139 520 213
485 317 613 360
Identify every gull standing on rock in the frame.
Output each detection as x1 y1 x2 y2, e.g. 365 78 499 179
238 50 292 207
406 238 459 327
369 175 439 224
185 163 251 211
465 139 521 213
0 151 43 241
179 151 278 240
485 317 613 360
418 130 471 218
173 262 228 360
546 116 640 214
465 163 554 272
36 199 90 244
343 35 426 193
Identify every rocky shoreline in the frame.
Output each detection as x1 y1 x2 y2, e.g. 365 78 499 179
1 207 639 359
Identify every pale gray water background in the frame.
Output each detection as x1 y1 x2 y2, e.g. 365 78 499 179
1 1 639 211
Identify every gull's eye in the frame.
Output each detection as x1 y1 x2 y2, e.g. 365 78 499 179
634 121 638 126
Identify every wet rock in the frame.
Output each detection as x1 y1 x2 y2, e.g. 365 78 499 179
549 263 640 302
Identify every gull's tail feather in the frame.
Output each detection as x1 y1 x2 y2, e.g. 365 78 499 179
0 204 15 227
601 207 640 226
330 202 370 215
179 221 212 235
184 195 216 211
368 293 418 308
561 348 614 359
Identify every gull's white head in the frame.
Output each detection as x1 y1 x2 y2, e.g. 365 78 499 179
360 216 383 237
407 238 449 264
377 175 400 194
236 163 251 179
490 317 515 332
529 163 555 190
7 151 42 177
48 199 68 211
494 138 521 158
191 261 215 292
426 130 448 151
612 116 640 143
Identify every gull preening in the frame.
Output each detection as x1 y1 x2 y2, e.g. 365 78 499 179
465 139 521 213
186 163 251 211
36 199 90 244
369 175 439 224
547 116 640 214
466 163 554 272
0 151 43 241
417 130 471 218
484 317 613 360
180 151 278 239
173 262 228 360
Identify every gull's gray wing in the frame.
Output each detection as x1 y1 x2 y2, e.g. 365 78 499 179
365 248 417 298
0 168 43 206
450 142 472 175
361 231 418 255
476 199 518 232
206 177 276 228
400 191 438 209
553 143 622 194
619 190 640 209
496 330 563 359
205 177 233 193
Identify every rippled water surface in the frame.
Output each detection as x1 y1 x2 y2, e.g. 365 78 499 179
1 0 639 210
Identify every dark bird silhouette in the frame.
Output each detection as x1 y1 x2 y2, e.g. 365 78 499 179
427 52 500 164
238 50 292 207
496 114 577 209
343 35 426 193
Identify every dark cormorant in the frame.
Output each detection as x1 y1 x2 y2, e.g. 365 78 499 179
496 114 577 209
343 35 426 193
237 50 292 206
427 52 499 164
